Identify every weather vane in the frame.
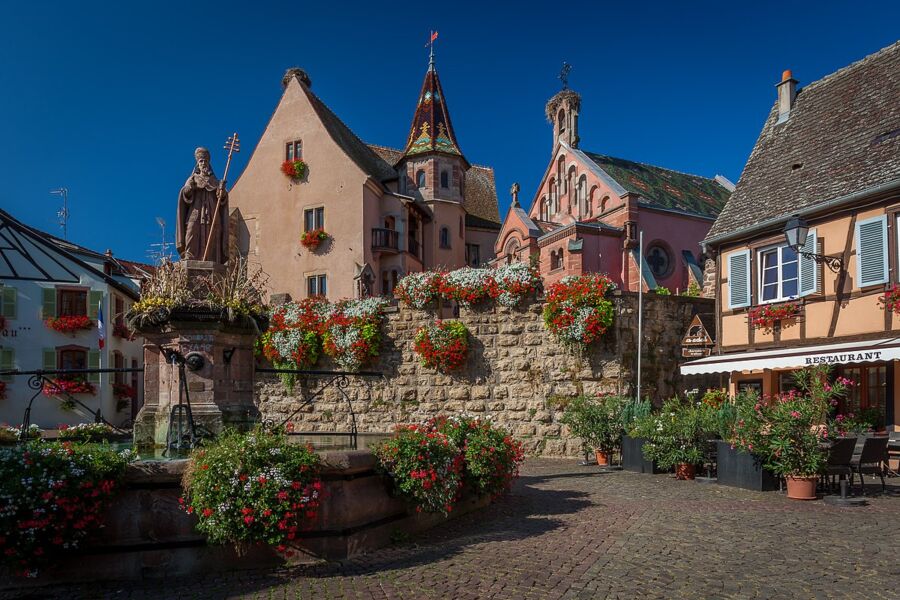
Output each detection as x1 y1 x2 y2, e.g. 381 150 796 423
558 62 572 90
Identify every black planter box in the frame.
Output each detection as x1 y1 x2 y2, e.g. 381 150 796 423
715 440 778 491
622 435 663 474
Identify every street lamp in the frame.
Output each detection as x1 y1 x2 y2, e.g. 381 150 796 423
783 214 843 272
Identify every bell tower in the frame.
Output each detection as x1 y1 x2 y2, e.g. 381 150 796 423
545 64 580 148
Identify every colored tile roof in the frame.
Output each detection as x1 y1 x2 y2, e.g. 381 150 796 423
706 40 900 242
583 152 731 219
402 62 464 161
367 144 501 229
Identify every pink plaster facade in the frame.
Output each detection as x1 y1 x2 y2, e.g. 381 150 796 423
493 89 730 293
229 66 500 302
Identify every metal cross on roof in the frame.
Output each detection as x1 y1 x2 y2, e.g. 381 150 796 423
558 62 572 90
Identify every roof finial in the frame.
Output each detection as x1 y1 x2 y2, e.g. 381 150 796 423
510 182 521 207
558 62 572 90
427 31 438 70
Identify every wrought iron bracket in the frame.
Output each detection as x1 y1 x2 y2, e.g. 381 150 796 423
798 250 843 273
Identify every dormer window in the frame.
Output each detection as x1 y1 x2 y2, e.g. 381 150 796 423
285 140 302 160
416 170 426 188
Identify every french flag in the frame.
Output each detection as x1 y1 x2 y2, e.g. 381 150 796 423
97 298 105 350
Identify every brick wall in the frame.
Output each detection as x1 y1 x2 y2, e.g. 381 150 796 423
255 293 715 457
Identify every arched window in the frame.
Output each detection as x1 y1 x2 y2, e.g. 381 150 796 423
551 249 564 270
557 157 565 191
504 239 520 264
440 171 449 188
548 178 556 210
588 186 598 216
440 226 451 249
600 195 610 214
577 176 588 217
557 109 566 134
539 197 548 221
567 166 577 210
416 170 426 188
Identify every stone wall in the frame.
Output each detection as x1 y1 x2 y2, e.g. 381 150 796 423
255 293 715 457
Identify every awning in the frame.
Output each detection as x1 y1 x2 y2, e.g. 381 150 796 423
680 337 900 375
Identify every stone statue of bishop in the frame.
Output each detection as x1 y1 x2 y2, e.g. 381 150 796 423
176 147 228 263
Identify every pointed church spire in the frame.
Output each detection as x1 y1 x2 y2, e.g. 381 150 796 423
402 47 466 164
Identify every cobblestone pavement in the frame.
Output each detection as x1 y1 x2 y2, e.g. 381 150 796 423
6 459 900 600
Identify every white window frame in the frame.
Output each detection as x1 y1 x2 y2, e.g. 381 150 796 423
306 274 327 297
756 243 799 304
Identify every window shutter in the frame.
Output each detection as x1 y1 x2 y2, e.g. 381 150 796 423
799 229 818 296
856 216 888 287
89 291 103 319
42 348 57 371
1 287 16 319
727 250 751 309
0 348 14 382
42 288 57 319
88 350 100 383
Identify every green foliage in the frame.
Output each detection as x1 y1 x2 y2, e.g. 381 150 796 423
181 428 321 552
561 395 629 453
620 397 652 434
429 416 524 498
374 424 463 515
653 287 671 295
683 281 702 297
730 366 851 477
0 441 131 576
631 398 714 469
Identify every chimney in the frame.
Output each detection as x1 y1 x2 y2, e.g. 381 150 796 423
776 69 797 123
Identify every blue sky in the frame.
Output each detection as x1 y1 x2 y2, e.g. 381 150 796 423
1 1 898 262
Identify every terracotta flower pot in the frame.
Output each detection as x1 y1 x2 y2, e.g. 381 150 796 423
595 450 610 467
675 463 696 480
785 475 818 500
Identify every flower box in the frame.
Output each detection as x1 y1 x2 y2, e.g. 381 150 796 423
715 440 778 491
42 377 96 397
300 229 329 250
281 158 308 180
414 320 469 373
621 435 663 474
879 285 900 315
45 315 93 334
113 382 136 400
112 322 134 340
747 301 801 330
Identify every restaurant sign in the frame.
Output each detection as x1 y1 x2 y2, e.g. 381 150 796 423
681 314 714 358
804 351 883 365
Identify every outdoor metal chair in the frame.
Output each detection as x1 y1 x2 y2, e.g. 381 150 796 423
851 435 889 495
823 437 857 492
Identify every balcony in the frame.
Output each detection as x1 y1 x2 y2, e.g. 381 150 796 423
371 228 399 252
407 237 421 260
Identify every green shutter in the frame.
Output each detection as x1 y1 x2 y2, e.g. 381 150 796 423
0 287 16 319
87 350 100 383
89 291 103 319
42 348 57 371
42 288 57 319
0 348 14 382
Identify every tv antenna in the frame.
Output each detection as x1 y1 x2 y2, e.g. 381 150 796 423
147 216 174 263
50 188 69 239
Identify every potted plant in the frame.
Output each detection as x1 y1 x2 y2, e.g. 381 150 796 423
281 158 308 180
631 398 713 480
620 398 657 473
413 320 470 373
717 391 779 491
732 366 851 500
561 394 628 466
300 228 329 251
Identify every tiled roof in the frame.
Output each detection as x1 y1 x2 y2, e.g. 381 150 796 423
584 152 731 219
367 144 500 229
706 40 900 242
299 84 399 183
